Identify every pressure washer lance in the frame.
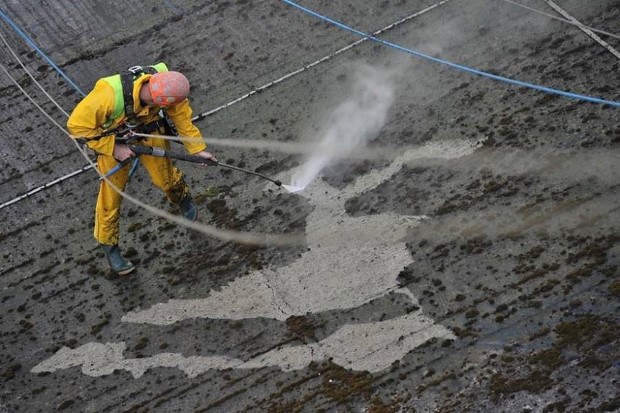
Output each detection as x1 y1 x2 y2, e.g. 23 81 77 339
103 145 284 189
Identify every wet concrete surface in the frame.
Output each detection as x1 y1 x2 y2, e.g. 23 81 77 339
1 0 619 412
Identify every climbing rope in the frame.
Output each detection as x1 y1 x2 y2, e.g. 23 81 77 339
0 29 72 117
190 0 454 121
0 61 303 245
130 132 437 161
0 9 85 96
0 0 453 208
2 0 619 214
497 0 620 41
541 0 620 60
281 0 620 108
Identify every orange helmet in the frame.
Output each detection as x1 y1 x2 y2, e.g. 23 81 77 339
149 71 190 106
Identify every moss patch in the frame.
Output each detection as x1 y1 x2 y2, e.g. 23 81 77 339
316 361 374 405
608 279 620 296
488 314 619 400
490 369 554 397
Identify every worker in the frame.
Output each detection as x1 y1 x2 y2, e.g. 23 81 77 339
67 63 216 276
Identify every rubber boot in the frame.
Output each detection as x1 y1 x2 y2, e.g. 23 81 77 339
179 195 198 221
100 244 135 276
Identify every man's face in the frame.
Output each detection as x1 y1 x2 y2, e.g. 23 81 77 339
139 82 156 107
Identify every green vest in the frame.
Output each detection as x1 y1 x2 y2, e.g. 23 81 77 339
101 62 168 128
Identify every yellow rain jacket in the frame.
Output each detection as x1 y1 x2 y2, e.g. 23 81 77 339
67 64 207 245
67 65 206 155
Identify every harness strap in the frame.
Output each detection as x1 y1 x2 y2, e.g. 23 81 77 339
120 65 159 127
77 64 176 145
120 72 137 126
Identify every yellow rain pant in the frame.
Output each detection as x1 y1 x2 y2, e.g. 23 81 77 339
95 135 189 245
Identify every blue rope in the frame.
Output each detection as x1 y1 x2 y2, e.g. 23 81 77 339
0 9 86 96
282 0 620 108
0 9 140 178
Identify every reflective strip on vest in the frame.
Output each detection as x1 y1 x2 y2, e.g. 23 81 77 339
100 62 169 128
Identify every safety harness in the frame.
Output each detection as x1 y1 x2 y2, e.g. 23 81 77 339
78 64 181 179
78 63 178 145
121 65 162 130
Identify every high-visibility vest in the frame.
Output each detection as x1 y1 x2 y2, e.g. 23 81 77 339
100 62 168 128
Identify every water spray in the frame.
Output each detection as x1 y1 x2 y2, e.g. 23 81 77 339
288 64 395 193
281 183 305 193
